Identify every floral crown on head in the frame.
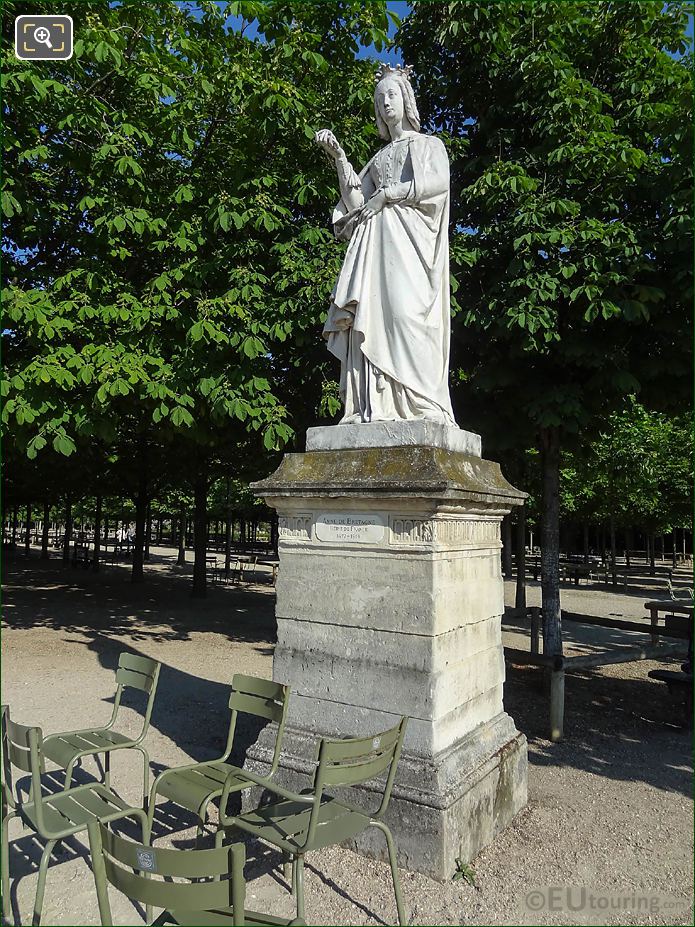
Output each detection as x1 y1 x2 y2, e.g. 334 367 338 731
375 63 415 84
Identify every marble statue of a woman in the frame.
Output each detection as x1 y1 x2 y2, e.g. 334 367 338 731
315 64 457 426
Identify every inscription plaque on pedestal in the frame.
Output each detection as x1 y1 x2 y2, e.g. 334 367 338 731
316 512 385 544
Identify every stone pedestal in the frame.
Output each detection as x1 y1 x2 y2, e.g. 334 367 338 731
248 425 527 880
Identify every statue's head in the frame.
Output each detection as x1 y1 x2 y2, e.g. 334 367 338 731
374 63 421 140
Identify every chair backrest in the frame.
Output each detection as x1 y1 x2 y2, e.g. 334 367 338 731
87 819 247 927
112 653 161 731
1 705 45 818
227 675 290 771
115 652 160 696
306 717 408 844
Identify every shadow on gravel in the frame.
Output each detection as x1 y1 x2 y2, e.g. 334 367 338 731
4 767 148 927
81 635 271 765
2 554 276 761
2 553 277 645
504 664 693 799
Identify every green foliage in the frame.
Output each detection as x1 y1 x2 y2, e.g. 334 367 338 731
400 0 692 441
561 398 693 533
452 857 476 886
2 0 395 468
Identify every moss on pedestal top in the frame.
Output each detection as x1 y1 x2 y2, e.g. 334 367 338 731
252 446 526 507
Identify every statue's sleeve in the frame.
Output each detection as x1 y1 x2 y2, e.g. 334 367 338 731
332 157 377 242
384 137 448 209
413 136 449 201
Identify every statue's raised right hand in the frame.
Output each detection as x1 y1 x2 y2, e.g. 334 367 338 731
314 128 343 160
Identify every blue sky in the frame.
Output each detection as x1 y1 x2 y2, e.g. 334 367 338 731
178 0 407 63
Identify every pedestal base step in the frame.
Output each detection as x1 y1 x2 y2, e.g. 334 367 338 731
244 717 528 880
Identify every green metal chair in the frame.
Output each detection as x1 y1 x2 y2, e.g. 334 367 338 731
147 675 290 845
87 817 306 926
41 652 161 809
1 705 149 926
217 717 409 926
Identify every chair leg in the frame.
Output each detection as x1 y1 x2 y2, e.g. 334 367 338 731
137 747 150 812
32 838 57 926
371 821 407 926
104 750 111 789
146 788 158 844
135 809 153 925
294 854 305 922
195 798 211 848
282 851 292 887
2 810 18 921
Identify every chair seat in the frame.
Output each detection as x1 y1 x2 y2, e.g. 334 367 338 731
169 908 300 926
156 763 250 814
42 728 134 768
20 783 132 837
231 795 370 853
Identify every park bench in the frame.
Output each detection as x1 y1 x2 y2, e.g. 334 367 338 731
644 599 693 644
647 668 693 724
505 605 690 740
667 577 694 602
71 542 90 568
209 556 250 584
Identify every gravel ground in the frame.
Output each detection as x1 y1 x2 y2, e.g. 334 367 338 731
2 549 692 926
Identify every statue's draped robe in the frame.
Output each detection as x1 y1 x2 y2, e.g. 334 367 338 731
323 133 456 425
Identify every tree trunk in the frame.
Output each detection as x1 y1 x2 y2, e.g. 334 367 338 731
41 501 50 559
515 505 527 610
582 523 589 564
271 512 279 555
11 506 18 547
609 516 617 586
191 467 208 599
62 497 73 562
240 516 246 551
144 502 152 561
157 517 163 545
625 527 633 569
682 527 687 558
92 495 102 571
177 511 187 566
501 513 513 579
24 503 32 557
672 528 678 568
658 533 664 562
224 477 232 579
540 427 562 657
131 479 147 583
649 532 656 576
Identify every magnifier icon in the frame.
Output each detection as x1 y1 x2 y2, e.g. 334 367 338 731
33 26 53 49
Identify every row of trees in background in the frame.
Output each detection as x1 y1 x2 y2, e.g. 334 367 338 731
2 0 399 595
3 480 274 572
2 1 692 645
